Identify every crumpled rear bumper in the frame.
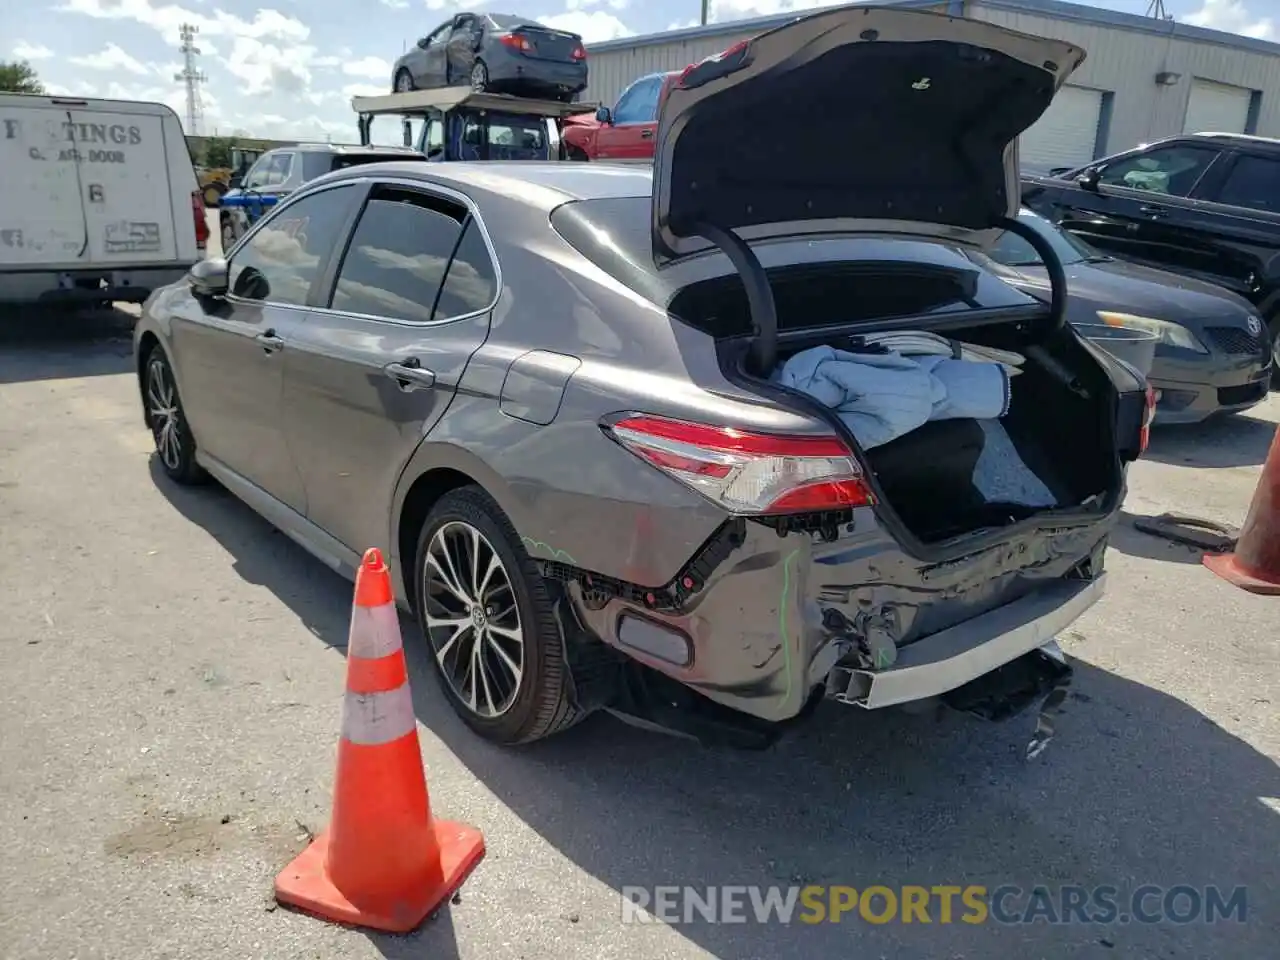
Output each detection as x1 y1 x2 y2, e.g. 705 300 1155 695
826 573 1105 709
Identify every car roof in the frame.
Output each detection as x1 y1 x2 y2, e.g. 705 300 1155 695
323 160 654 210
280 143 422 155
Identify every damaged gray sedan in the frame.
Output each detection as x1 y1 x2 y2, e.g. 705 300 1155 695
134 5 1153 758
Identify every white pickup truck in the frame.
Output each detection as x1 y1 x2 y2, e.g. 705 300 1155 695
0 93 207 306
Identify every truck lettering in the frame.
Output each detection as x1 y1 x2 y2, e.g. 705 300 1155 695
61 122 143 145
88 149 125 164
0 229 24 249
3 119 18 140
28 147 44 161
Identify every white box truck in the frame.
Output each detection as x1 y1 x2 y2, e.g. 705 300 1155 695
0 93 208 306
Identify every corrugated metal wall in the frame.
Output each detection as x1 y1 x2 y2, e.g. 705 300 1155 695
582 0 1280 155
968 2 1280 150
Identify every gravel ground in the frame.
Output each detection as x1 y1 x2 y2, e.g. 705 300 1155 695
0 306 1276 960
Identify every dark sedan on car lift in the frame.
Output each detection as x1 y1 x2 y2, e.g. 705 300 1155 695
972 209 1272 424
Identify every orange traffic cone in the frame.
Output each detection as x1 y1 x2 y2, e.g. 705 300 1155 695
274 547 486 933
1204 426 1280 596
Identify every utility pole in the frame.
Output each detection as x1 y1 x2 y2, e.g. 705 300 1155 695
174 23 208 136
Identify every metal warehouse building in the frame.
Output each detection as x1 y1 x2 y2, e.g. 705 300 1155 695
581 0 1280 171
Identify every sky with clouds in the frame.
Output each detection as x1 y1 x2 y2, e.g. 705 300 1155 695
3 0 1276 142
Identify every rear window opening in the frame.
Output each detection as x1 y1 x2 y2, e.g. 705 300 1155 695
668 262 982 339
701 269 1125 547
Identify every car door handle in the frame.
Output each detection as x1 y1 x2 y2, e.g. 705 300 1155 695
383 359 437 391
256 329 285 353
640 129 654 139
1138 205 1165 217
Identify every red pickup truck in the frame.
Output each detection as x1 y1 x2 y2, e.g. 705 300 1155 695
561 70 680 161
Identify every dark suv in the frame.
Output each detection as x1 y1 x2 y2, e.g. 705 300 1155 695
1021 133 1280 380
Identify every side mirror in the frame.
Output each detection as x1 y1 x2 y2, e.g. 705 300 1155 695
416 36 429 49
595 106 613 125
188 257 229 297
1077 167 1102 191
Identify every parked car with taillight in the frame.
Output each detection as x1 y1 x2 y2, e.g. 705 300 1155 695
392 12 588 102
135 6 1151 755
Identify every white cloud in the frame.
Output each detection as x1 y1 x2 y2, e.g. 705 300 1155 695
70 42 153 75
539 9 633 42
12 41 56 60
343 56 392 79
223 35 316 96
1184 0 1275 40
380 0 408 6
55 0 309 43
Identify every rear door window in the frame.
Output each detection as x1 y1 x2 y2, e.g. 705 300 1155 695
329 186 496 323
1095 144 1221 197
1214 154 1280 213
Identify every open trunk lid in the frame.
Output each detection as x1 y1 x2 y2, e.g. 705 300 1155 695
650 4 1085 265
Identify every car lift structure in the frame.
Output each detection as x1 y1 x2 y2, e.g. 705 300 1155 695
351 87 598 161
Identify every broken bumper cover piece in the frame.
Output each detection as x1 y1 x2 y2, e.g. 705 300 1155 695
828 573 1105 709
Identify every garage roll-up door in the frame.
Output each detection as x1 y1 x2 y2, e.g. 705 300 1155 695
1019 85 1104 173
1183 79 1252 134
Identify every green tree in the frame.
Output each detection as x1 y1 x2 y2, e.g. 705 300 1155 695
203 136 235 168
0 60 45 94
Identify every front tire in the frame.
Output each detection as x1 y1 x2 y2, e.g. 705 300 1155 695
144 347 206 485
394 68 415 93
470 60 488 92
414 486 579 745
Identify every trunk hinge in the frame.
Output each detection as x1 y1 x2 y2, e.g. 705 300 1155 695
691 220 778 376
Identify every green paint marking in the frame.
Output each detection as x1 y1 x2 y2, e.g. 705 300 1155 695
521 536 577 565
778 549 799 705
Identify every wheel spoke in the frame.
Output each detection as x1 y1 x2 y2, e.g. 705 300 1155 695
427 550 471 605
476 642 497 716
428 615 471 664
485 630 522 685
487 622 521 643
466 525 483 598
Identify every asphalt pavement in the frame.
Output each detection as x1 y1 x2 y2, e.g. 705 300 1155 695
0 305 1276 960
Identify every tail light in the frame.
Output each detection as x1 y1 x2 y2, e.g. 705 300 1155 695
606 414 874 515
190 190 209 252
1139 383 1156 455
500 33 533 53
571 44 586 61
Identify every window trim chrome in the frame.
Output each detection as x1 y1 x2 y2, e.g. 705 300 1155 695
223 173 503 328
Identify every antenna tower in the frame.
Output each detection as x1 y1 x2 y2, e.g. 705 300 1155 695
174 23 208 135
1146 0 1172 20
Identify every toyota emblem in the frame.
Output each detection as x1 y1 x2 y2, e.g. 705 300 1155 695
1247 315 1262 337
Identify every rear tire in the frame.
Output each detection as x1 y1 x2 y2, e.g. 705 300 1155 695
470 60 489 92
143 346 207 485
414 486 580 745
565 145 589 162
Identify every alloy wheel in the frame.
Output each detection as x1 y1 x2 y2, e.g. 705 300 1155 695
470 62 487 92
396 71 413 92
146 357 182 472
422 520 524 718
